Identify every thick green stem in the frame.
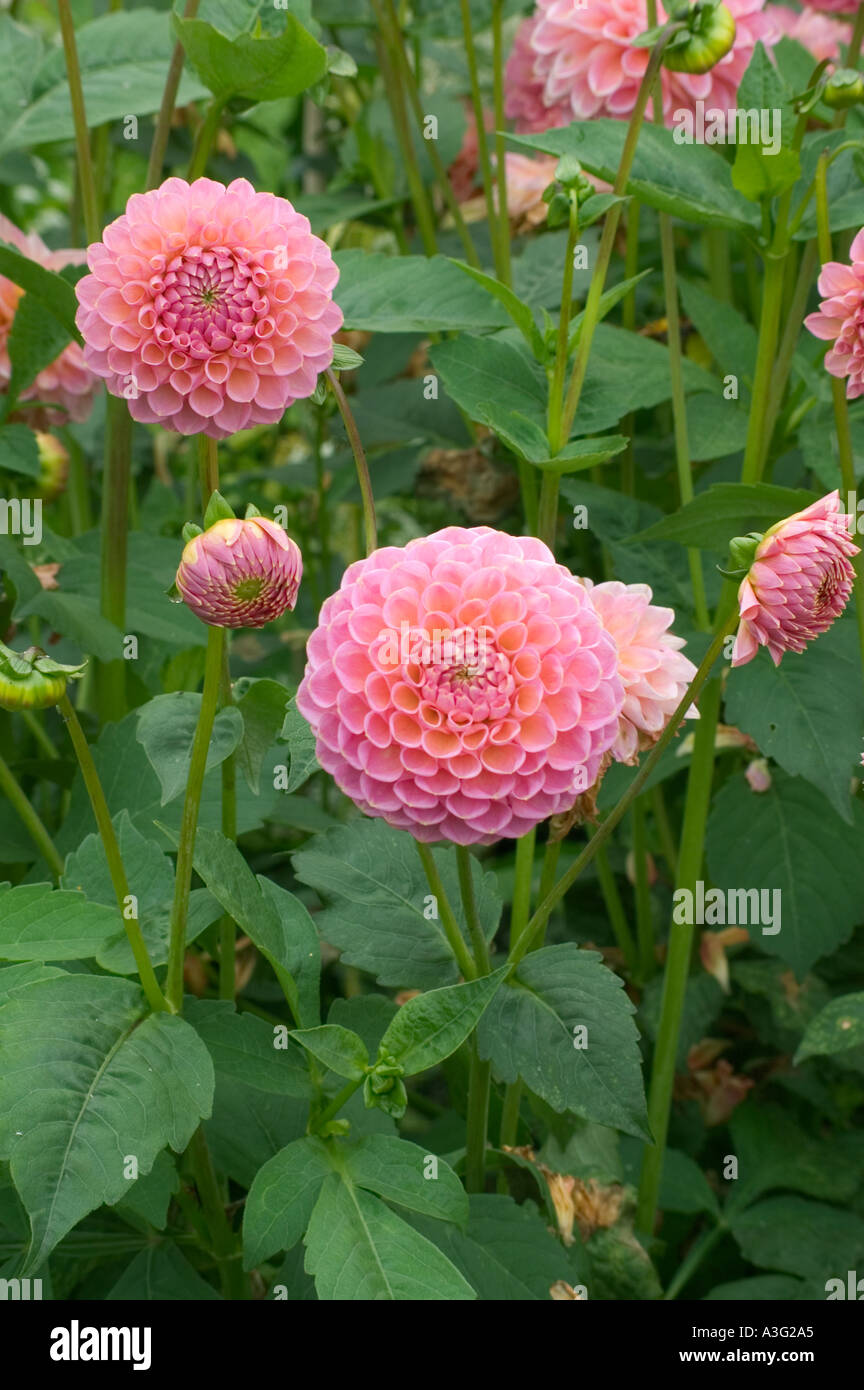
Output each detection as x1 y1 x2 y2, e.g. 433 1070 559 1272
457 845 493 1194
58 693 167 1013
313 1075 363 1133
460 0 501 277
664 1219 726 1300
456 844 490 973
218 644 237 1002
146 0 201 189
509 617 735 969
326 368 377 556
760 240 818 461
740 253 786 484
636 676 722 1233
165 625 225 1011
187 97 226 181
0 753 64 877
849 3 864 66
380 0 480 267
98 394 132 724
491 0 512 285
372 14 438 256
509 828 536 951
186 1127 246 1299
197 434 218 504
58 0 100 243
415 841 477 980
559 38 669 444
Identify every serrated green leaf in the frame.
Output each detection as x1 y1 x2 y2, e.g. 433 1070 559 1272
633 482 816 552
243 1136 332 1268
0 883 119 961
174 10 327 101
794 993 864 1064
136 693 244 806
379 969 507 1076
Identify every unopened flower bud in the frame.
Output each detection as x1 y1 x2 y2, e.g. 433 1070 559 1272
0 642 86 711
822 67 864 109
175 514 302 629
663 1 736 75
35 433 69 502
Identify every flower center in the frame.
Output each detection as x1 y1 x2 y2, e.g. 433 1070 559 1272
152 246 272 359
404 625 514 722
233 576 264 601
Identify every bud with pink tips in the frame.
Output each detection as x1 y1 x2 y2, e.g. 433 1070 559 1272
175 494 302 629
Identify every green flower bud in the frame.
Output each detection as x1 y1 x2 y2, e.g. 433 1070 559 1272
822 68 864 109
363 1073 407 1119
717 531 762 580
663 1 736 75
0 642 86 711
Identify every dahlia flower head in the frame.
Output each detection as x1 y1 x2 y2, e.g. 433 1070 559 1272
505 0 779 131
770 5 850 58
75 178 342 440
584 579 699 764
732 491 859 666
297 527 625 845
176 515 302 628
0 214 96 424
805 231 864 397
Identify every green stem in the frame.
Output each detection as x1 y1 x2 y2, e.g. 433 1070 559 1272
740 252 786 484
595 841 638 973
559 37 669 443
814 150 864 669
146 0 201 189
849 2 864 66
509 828 535 951
326 368 377 555
380 0 480 267
631 795 655 981
186 1127 246 1299
651 783 678 879
491 0 511 285
165 625 225 1011
538 199 582 545
313 1075 363 1132
188 97 226 181
58 693 167 1013
57 0 100 243
20 707 58 760
98 378 133 725
197 434 218 504
508 616 735 969
456 844 493 1194
664 1219 726 1300
635 675 722 1234
460 0 501 277
415 841 477 980
218 643 237 1002
372 14 438 256
0 753 64 877
705 227 732 303
760 240 818 462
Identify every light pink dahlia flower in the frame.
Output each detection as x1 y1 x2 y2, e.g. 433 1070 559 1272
75 178 342 440
175 516 302 628
770 5 850 58
805 232 864 397
0 215 96 424
296 526 625 845
731 491 859 666
584 579 698 764
505 0 779 131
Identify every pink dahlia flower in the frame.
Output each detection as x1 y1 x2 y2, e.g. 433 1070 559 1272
0 214 96 424
505 0 779 131
805 232 864 397
770 5 850 58
75 178 342 440
297 526 625 845
584 580 698 764
732 491 859 666
795 0 855 13
176 516 302 628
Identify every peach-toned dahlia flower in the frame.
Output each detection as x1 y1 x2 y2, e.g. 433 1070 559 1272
805 232 864 396
770 4 850 58
731 491 859 666
584 579 698 764
296 526 625 845
0 215 96 424
75 177 342 440
505 0 779 131
175 516 302 628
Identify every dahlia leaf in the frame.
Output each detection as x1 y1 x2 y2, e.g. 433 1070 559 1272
0 883 120 961
185 999 313 1097
448 259 545 359
303 1173 475 1300
794 993 864 1064
476 944 649 1140
335 250 512 333
106 1242 222 1301
0 973 214 1273
173 11 327 103
136 692 244 806
378 969 507 1077
235 677 291 794
243 1136 333 1268
289 1023 369 1080
633 481 816 553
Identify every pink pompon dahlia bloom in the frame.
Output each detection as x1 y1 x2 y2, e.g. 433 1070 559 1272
732 491 859 666
770 5 850 59
297 526 625 845
176 516 302 628
505 0 779 131
584 580 698 764
0 215 96 424
75 177 342 440
805 231 864 397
